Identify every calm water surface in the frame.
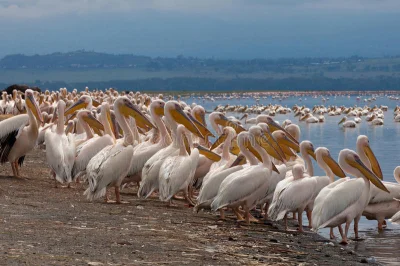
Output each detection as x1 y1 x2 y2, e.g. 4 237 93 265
186 94 400 264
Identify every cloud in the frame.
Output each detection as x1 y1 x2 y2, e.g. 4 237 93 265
0 0 400 19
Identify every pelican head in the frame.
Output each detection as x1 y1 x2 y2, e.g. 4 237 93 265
257 123 286 162
211 112 246 134
165 101 204 139
300 141 317 160
25 89 43 123
272 130 300 153
150 99 165 116
192 105 206 127
339 149 389 193
265 116 299 145
292 164 305 180
115 97 155 129
210 126 236 150
338 116 347 125
394 167 400 184
64 95 92 116
193 143 221 161
356 135 383 180
315 147 346 178
77 110 104 132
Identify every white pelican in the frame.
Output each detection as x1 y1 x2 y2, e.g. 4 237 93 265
84 97 154 203
300 113 319 123
71 105 112 181
158 125 200 205
338 117 356 128
211 126 276 224
45 100 76 186
312 149 389 244
0 89 43 177
138 101 205 199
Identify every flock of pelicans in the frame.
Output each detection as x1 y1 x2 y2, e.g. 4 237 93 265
1 88 400 246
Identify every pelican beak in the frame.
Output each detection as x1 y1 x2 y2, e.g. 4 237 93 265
183 134 191 155
26 93 43 123
307 146 317 160
65 121 74 134
92 99 101 107
323 153 346 178
106 108 115 135
215 114 246 134
338 117 345 125
154 105 165 116
186 111 214 138
229 154 247 167
247 144 262 163
195 144 221 161
239 114 247 120
194 112 207 127
277 133 300 153
257 133 285 163
210 132 227 150
263 128 286 162
363 145 383 180
64 112 77 125
170 104 204 139
272 162 280 174
294 111 301 117
347 155 389 193
120 101 156 129
267 119 298 145
229 137 240 155
83 113 105 132
65 98 87 116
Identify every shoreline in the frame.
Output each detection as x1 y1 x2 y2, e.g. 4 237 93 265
0 149 379 265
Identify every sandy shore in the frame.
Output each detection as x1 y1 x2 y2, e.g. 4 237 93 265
0 149 379 265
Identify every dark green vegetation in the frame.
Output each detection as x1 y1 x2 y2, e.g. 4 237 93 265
1 51 400 91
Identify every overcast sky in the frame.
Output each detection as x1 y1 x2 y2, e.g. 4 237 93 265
1 0 400 58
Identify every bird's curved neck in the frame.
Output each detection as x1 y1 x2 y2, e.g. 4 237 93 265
319 159 335 182
239 142 258 166
26 106 39 134
221 136 233 161
253 141 272 170
116 111 133 146
301 148 313 176
356 145 371 170
151 109 171 146
56 104 65 135
176 129 188 156
101 111 115 143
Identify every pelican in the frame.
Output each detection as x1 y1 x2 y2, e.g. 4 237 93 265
138 101 205 199
312 149 389 244
84 97 154 203
211 125 276 224
0 89 43 177
45 100 76 186
338 117 356 128
71 105 112 181
158 125 199 205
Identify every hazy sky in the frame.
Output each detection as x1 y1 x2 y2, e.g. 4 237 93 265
1 0 400 59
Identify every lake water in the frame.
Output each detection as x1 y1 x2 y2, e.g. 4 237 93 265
185 93 400 264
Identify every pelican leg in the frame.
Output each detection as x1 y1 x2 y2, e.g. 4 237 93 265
264 202 270 221
244 205 250 225
53 172 58 188
297 210 304 232
14 161 20 177
115 186 128 204
338 225 344 239
354 216 361 239
306 208 312 228
183 190 195 207
233 207 245 221
10 162 17 177
284 214 288 231
219 209 225 220
340 221 350 245
382 220 387 228
329 228 335 239
292 212 297 220
104 189 110 203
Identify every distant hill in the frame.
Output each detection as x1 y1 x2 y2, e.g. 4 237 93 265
1 51 400 91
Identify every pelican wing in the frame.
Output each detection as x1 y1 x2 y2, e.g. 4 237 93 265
268 177 317 221
128 143 161 176
85 144 134 201
312 178 364 229
211 166 267 211
369 182 400 204
0 114 28 163
72 135 114 179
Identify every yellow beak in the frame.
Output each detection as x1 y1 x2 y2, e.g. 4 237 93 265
170 104 204 139
347 155 389 193
364 145 383 180
186 111 214 138
210 132 227 151
26 93 43 123
215 114 246 134
338 117 346 125
323 153 346 178
267 119 299 145
65 99 87 116
229 154 247 167
195 144 221 162
120 101 156 129
83 113 105 132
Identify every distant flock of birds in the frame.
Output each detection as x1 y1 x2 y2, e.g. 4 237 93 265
1 88 400 245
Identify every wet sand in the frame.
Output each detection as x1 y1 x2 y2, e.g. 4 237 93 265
0 149 380 265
